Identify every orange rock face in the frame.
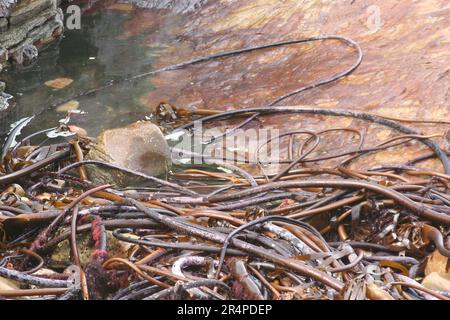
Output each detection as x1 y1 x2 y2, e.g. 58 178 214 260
132 0 449 174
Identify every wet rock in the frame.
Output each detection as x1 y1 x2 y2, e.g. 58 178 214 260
0 6 59 49
9 0 53 25
0 17 7 31
0 0 64 122
0 92 15 128
0 0 17 17
0 0 63 64
86 121 171 187
0 92 14 112
28 6 64 46
11 43 37 64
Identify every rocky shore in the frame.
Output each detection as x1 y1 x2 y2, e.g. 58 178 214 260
0 0 65 118
0 0 64 68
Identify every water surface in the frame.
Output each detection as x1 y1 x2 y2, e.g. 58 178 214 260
2 0 191 136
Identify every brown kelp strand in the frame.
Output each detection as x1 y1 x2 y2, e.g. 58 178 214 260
1 59 450 300
0 109 448 300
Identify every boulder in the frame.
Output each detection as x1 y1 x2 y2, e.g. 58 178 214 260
0 91 15 130
0 47 7 71
86 121 171 187
11 43 37 64
0 0 64 121
8 0 54 26
0 0 63 62
0 47 7 64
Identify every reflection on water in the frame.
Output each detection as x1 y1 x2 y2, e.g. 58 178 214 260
1 0 362 141
1 0 191 137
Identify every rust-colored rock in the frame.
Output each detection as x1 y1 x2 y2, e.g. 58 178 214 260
135 0 450 174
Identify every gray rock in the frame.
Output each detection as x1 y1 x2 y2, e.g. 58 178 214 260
27 10 63 44
0 93 15 132
0 92 14 113
0 0 63 69
0 81 5 93
11 43 37 64
0 17 7 31
0 47 7 64
85 121 172 187
0 6 58 49
0 0 64 125
9 0 53 25
0 0 16 17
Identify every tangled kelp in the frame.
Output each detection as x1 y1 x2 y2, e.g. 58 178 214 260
0 102 449 300
0 34 449 300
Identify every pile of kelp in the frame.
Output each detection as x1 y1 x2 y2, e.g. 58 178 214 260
0 104 449 301
1 34 450 300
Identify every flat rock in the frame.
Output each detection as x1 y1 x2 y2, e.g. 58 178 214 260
9 0 53 25
141 0 450 173
0 6 59 49
0 47 7 64
86 121 171 187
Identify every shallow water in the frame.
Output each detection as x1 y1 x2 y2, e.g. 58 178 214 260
1 0 192 136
